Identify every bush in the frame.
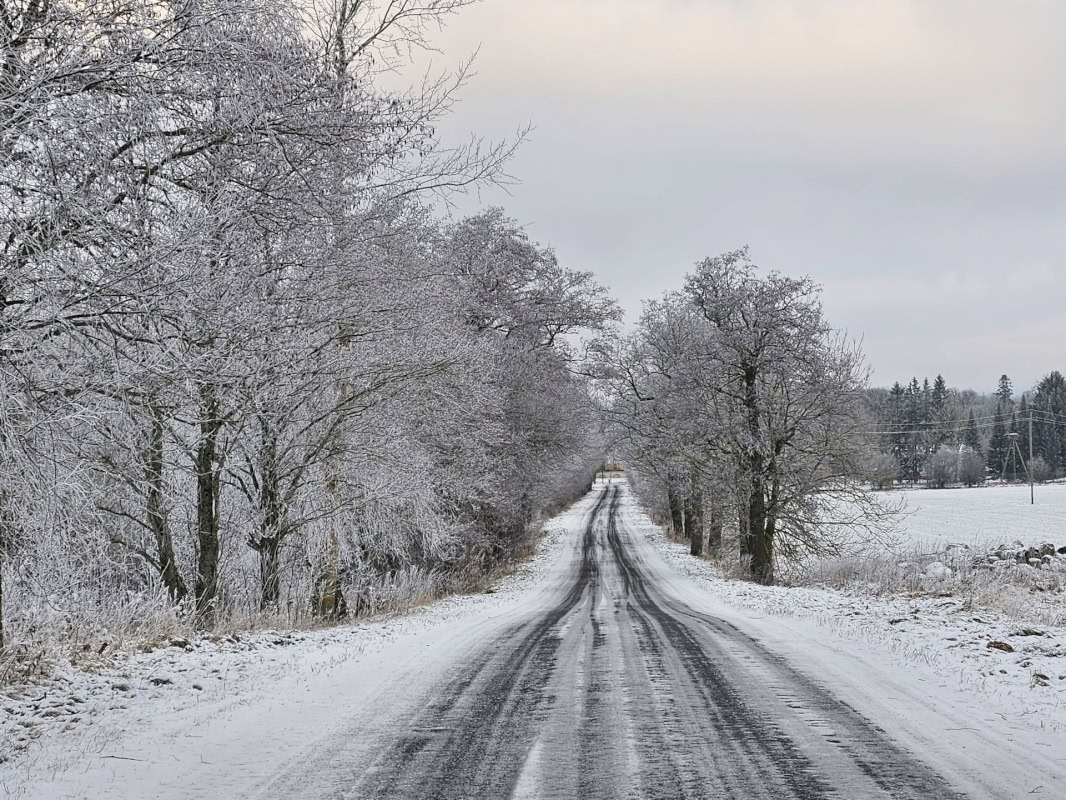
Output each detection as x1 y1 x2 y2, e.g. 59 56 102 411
958 450 985 486
923 446 957 489
1029 456 1052 483
865 452 900 489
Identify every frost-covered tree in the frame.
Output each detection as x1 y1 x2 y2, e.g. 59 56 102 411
0 0 608 648
958 449 985 486
599 249 893 585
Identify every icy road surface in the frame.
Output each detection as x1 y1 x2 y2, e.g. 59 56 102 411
13 481 1066 799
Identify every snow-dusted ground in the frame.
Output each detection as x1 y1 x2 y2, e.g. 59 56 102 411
6 481 1066 798
0 495 594 798
623 488 1066 733
890 482 1066 549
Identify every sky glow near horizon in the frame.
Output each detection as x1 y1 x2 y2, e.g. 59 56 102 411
411 0 1066 392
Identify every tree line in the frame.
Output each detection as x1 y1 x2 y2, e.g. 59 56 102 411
866 371 1066 487
0 0 616 650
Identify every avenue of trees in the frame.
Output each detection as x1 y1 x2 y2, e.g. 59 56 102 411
593 249 891 585
0 0 615 650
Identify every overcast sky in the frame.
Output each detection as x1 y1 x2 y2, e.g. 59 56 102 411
416 0 1066 392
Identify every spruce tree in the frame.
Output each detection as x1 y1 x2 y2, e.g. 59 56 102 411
996 374 1014 410
929 374 949 447
1032 371 1066 476
931 374 948 415
987 402 1008 480
1018 395 1031 469
964 409 982 454
904 378 925 482
887 382 906 468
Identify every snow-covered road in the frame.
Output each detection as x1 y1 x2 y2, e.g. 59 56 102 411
10 480 1066 798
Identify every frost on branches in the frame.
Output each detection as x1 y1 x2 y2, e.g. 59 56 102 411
0 0 614 661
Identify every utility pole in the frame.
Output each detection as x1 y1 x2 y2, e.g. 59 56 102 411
1030 410 1035 505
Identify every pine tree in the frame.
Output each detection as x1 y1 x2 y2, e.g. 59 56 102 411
996 374 1014 410
964 409 982 455
1018 395 1031 469
987 402 1009 480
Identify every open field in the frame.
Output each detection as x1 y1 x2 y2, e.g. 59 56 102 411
888 482 1066 550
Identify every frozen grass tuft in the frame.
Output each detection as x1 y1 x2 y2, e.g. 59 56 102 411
782 548 1066 627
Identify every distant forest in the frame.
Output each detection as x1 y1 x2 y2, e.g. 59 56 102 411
865 371 1066 487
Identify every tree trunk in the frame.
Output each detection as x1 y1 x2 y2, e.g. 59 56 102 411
0 546 5 652
737 494 750 558
258 425 283 611
707 491 723 553
146 401 187 602
666 480 685 538
259 535 281 611
747 477 774 582
743 361 773 582
750 505 774 583
685 477 704 557
195 383 223 627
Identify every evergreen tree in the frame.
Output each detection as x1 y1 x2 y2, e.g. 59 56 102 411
928 374 949 447
987 402 1009 480
931 374 948 415
1032 371 1066 477
903 378 925 482
996 374 1014 410
1018 395 1032 468
886 381 907 468
964 409 982 454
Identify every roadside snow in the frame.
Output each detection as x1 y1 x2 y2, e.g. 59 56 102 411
620 488 1066 730
0 490 595 794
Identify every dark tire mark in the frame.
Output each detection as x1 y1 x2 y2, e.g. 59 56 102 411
355 487 611 800
346 484 970 800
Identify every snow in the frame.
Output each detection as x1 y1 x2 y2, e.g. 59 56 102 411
889 482 1066 549
6 483 1066 799
620 486 1066 736
0 492 599 798
923 561 953 578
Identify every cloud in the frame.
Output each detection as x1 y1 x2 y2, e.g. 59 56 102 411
404 0 1066 389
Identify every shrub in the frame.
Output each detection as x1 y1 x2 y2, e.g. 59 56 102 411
1029 456 1052 483
923 446 957 489
865 452 900 489
958 450 986 486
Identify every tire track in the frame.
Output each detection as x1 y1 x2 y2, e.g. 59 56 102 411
605 486 969 800
349 483 971 799
354 486 611 800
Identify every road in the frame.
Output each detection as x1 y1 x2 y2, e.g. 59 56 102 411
268 484 981 799
15 481 1066 799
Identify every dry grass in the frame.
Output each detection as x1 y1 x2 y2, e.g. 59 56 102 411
0 521 551 689
782 549 1066 627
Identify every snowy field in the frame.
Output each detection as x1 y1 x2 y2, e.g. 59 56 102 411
888 482 1066 550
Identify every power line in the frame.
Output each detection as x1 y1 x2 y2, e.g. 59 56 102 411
859 410 1066 437
858 420 1002 436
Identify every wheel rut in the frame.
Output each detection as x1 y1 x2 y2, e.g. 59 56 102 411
350 485 971 799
